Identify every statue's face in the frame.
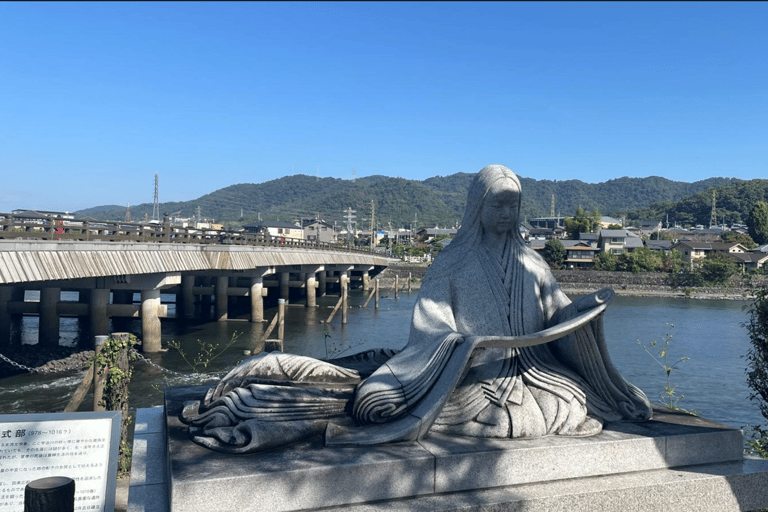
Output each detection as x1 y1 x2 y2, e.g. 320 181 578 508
481 186 520 237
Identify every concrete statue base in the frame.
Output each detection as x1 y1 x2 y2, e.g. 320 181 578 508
127 385 768 512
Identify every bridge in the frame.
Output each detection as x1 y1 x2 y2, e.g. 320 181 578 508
0 239 391 352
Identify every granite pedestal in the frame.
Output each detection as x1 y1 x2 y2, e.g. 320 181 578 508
118 386 768 512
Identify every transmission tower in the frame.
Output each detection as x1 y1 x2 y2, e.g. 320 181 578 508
710 190 717 229
344 207 356 248
152 174 160 222
551 194 555 217
124 203 131 222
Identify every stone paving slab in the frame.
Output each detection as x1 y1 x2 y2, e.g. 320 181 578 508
159 386 753 512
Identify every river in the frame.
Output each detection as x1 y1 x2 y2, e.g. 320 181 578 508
0 290 763 433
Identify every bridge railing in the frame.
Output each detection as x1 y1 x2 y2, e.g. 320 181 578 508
0 213 378 255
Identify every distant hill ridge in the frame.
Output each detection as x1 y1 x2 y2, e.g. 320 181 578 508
76 173 768 229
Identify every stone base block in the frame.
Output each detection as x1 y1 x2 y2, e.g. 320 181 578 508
154 386 768 512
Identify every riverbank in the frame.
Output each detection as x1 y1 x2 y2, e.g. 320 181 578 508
376 265 765 301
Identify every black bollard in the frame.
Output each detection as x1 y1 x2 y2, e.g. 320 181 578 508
24 476 75 512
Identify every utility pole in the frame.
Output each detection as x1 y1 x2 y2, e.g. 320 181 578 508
370 200 376 251
152 174 160 223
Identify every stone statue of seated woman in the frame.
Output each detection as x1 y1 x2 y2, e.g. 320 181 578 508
181 165 652 453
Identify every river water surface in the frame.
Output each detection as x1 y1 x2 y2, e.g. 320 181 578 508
0 290 762 432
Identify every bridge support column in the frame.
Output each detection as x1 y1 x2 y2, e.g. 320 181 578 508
280 272 290 303
0 287 11 345
200 277 212 318
249 277 264 323
306 273 317 308
215 276 228 321
141 289 162 352
89 288 110 338
39 287 60 347
362 272 370 291
318 271 327 297
181 275 195 319
301 265 323 308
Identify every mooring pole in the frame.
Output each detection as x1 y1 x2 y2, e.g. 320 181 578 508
278 298 285 342
375 278 380 309
395 275 399 299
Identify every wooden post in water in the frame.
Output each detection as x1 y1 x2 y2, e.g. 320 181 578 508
341 284 348 324
395 275 399 299
277 298 285 344
92 335 108 412
408 272 412 293
25 476 74 512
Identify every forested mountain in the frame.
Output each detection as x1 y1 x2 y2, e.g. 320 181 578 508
625 179 768 227
75 173 746 229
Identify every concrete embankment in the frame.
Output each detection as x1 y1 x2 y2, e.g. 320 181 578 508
377 265 766 301
552 270 766 300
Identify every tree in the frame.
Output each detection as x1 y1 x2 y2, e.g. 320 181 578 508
542 239 566 269
593 251 617 271
565 206 601 239
696 253 738 285
748 201 768 246
721 231 757 249
619 247 662 273
744 287 768 457
661 249 685 273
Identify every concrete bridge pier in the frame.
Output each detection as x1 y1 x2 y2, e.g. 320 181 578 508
361 266 374 291
318 271 327 297
215 275 228 321
245 267 273 323
180 275 195 320
200 277 213 319
111 273 179 353
249 277 264 322
304 266 322 308
89 287 110 338
39 287 61 347
280 272 290 304
141 289 162 352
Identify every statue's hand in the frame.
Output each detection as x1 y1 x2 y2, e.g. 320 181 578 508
573 287 614 312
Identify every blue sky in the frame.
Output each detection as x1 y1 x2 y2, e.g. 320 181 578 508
2 1 767 212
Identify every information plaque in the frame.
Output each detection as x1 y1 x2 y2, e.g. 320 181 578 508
0 411 121 512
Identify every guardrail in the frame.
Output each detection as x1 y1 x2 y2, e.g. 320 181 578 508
0 212 379 255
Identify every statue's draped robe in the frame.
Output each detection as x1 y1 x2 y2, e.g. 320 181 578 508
183 163 653 452
351 239 651 439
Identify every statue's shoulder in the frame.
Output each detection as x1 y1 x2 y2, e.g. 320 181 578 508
423 245 476 282
521 245 560 283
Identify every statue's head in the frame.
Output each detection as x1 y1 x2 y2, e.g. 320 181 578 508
454 165 523 247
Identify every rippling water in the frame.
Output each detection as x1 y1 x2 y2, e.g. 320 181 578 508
0 290 763 432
